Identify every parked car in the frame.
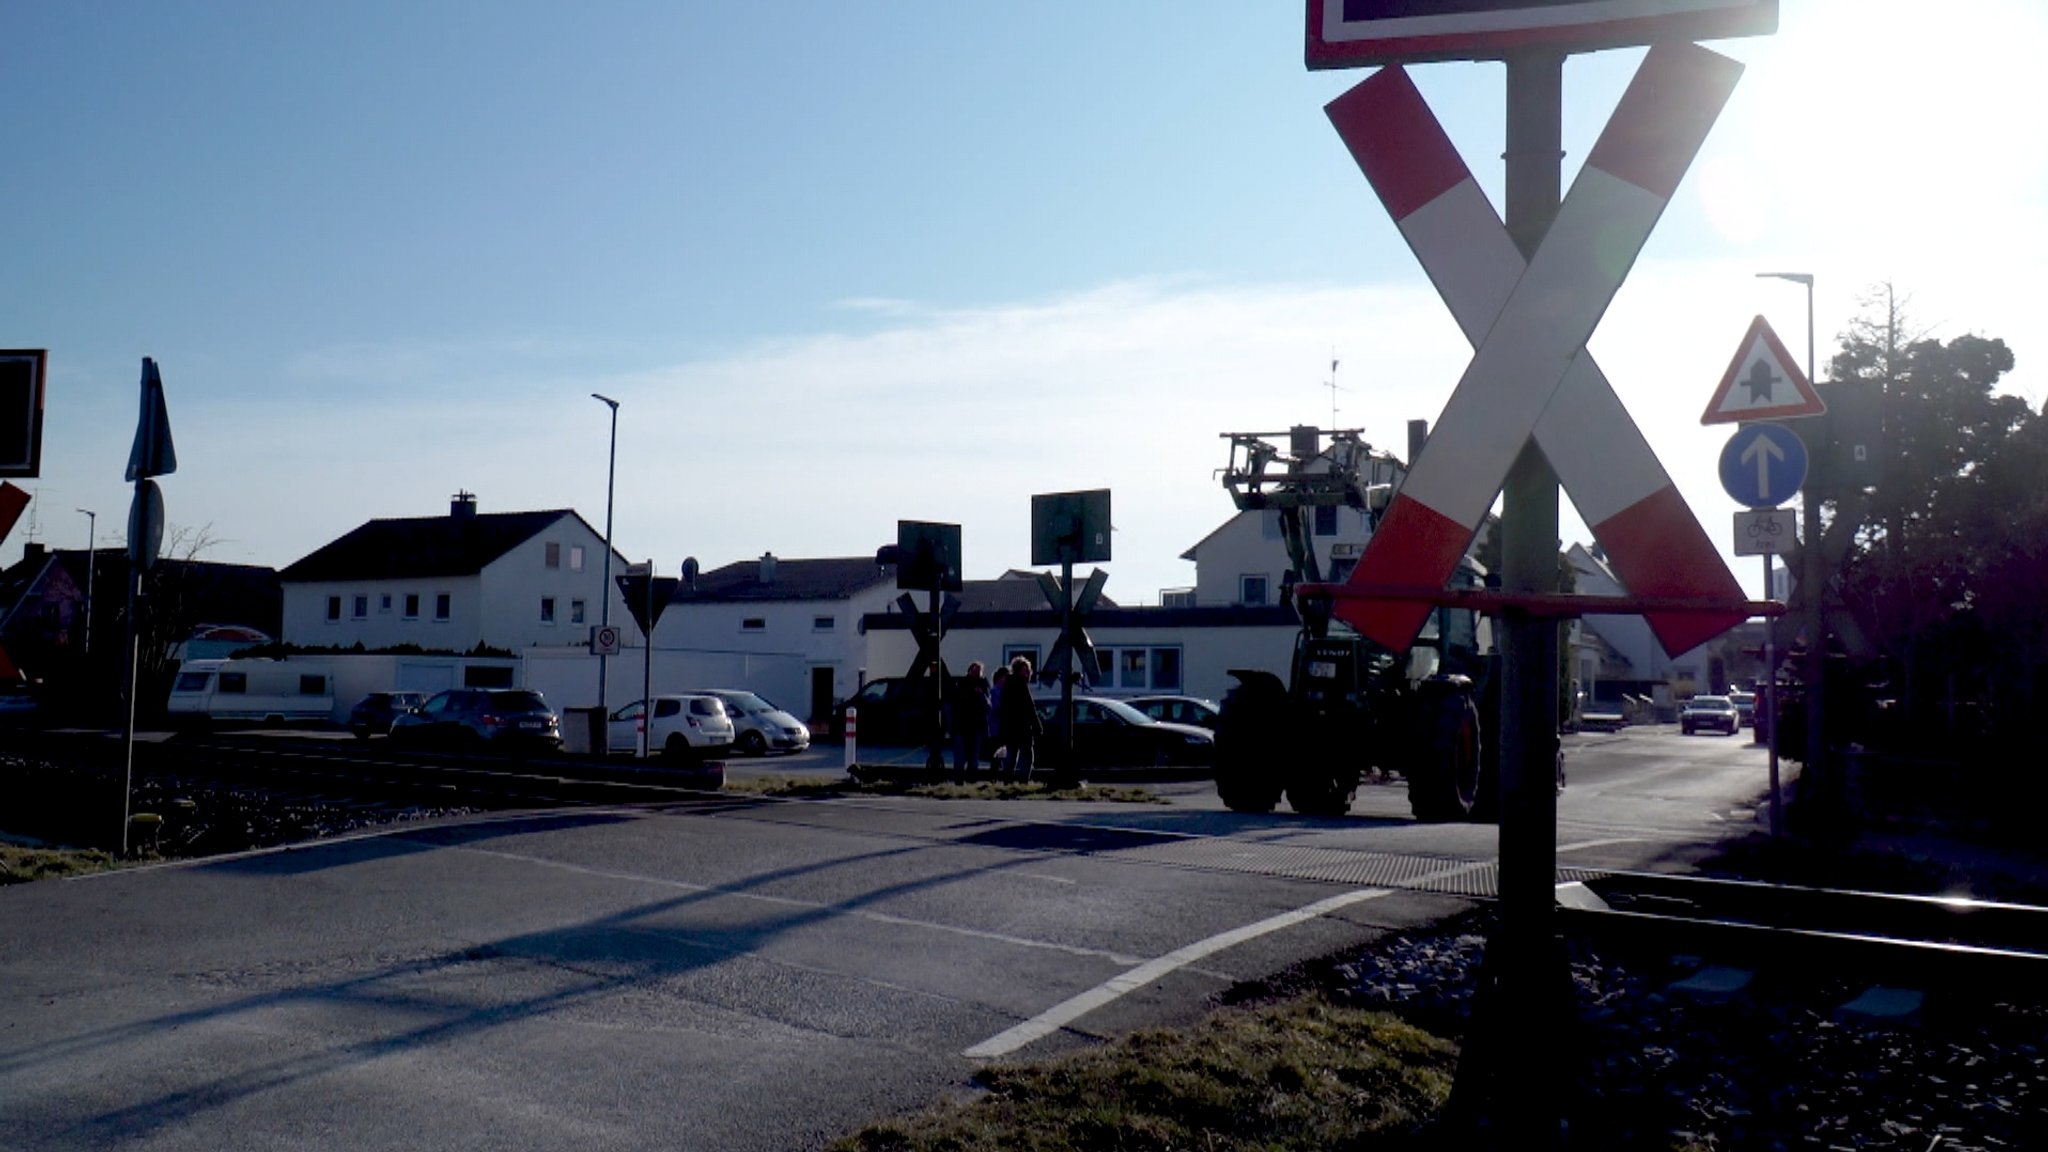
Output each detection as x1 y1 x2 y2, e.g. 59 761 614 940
607 694 734 761
1728 690 1756 729
703 689 810 756
1680 694 1740 736
389 688 562 752
1032 695 1215 770
835 675 945 745
1126 694 1221 730
347 691 426 738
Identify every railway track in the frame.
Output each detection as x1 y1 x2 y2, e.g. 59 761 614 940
1556 869 2048 1019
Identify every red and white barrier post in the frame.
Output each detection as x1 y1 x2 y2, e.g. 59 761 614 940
843 707 857 773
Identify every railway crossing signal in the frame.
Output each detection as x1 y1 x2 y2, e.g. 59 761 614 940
1325 47 1748 656
898 591 958 682
1035 567 1105 687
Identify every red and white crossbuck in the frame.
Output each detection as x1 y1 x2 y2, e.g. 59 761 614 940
1322 42 1751 658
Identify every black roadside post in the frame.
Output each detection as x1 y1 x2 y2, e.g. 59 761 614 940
880 521 961 780
122 358 176 857
1031 490 1110 790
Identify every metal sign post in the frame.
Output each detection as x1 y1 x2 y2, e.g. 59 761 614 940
1307 6 1773 1141
121 358 176 856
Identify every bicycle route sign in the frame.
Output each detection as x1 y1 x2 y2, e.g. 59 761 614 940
1718 421 1807 508
1733 508 1795 557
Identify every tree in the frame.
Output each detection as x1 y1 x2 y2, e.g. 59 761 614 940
1821 286 2039 755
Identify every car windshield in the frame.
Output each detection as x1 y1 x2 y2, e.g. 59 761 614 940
718 692 770 714
1692 696 1732 709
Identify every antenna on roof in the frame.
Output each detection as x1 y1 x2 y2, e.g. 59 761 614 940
1323 355 1346 430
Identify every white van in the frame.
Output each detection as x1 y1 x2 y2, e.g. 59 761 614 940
166 658 336 726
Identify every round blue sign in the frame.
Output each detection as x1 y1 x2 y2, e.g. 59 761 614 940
1718 422 1809 509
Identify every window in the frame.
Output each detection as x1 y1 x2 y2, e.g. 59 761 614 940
1093 645 1183 692
352 595 368 619
1160 589 1196 609
435 593 451 620
1150 647 1182 692
540 597 556 624
813 615 835 632
379 594 393 613
545 542 562 569
741 617 766 633
326 596 341 622
219 673 247 694
403 594 420 619
570 599 586 625
569 545 585 572
1314 505 1339 536
1240 575 1270 606
299 674 327 695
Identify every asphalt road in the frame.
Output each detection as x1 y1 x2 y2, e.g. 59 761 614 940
0 724 1780 1151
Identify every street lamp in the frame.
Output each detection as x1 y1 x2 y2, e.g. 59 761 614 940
76 509 95 656
592 394 620 714
1756 271 1821 834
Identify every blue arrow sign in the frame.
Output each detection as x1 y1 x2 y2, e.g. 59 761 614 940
1718 421 1808 508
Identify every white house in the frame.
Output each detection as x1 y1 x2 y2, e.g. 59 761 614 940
1567 541 1713 700
278 492 627 656
649 552 904 725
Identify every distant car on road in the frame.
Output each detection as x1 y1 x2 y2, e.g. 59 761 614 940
1125 695 1220 731
703 689 810 756
1680 695 1740 737
607 694 734 762
347 691 426 738
1033 695 1215 770
389 689 562 752
1728 690 1756 729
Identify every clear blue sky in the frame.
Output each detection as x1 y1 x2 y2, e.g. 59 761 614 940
6 2 2042 604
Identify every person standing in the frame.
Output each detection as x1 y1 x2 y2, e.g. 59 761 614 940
996 656 1042 783
951 661 991 782
987 665 1010 774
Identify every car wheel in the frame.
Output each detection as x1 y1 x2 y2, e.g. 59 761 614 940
664 733 695 763
738 730 768 757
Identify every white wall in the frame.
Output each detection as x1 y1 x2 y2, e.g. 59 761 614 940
655 582 899 714
862 615 1301 703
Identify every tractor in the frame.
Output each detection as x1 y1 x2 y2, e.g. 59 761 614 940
1212 426 1491 821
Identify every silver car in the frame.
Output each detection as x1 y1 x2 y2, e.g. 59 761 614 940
704 689 811 756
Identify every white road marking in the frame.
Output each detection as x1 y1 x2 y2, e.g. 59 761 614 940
963 856 1491 1060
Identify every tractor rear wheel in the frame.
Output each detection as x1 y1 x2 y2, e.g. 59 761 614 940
1215 680 1284 814
1410 685 1481 822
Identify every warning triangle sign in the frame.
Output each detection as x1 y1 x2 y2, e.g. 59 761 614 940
1702 315 1826 425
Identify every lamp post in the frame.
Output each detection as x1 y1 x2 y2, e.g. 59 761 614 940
1756 271 1820 831
76 509 96 656
592 394 620 715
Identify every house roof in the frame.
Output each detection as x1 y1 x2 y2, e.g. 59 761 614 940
676 556 897 604
279 510 581 583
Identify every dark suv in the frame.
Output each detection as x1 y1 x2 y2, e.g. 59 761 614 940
389 688 562 752
347 691 426 738
834 675 945 745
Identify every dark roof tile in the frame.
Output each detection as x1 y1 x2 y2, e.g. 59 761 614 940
280 510 577 582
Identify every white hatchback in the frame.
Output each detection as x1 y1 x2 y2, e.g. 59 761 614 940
607 695 735 760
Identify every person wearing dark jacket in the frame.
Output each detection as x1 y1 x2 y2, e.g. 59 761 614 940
995 656 1042 782
951 662 991 781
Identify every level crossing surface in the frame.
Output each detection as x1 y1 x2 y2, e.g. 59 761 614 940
0 731 1775 1151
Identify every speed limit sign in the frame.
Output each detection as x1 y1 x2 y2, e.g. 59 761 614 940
589 624 622 655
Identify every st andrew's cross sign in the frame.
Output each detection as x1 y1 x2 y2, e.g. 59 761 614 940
1324 43 1749 656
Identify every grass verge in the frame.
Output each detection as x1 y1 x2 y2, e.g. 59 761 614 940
828 996 1455 1151
0 841 118 885
726 773 1165 804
